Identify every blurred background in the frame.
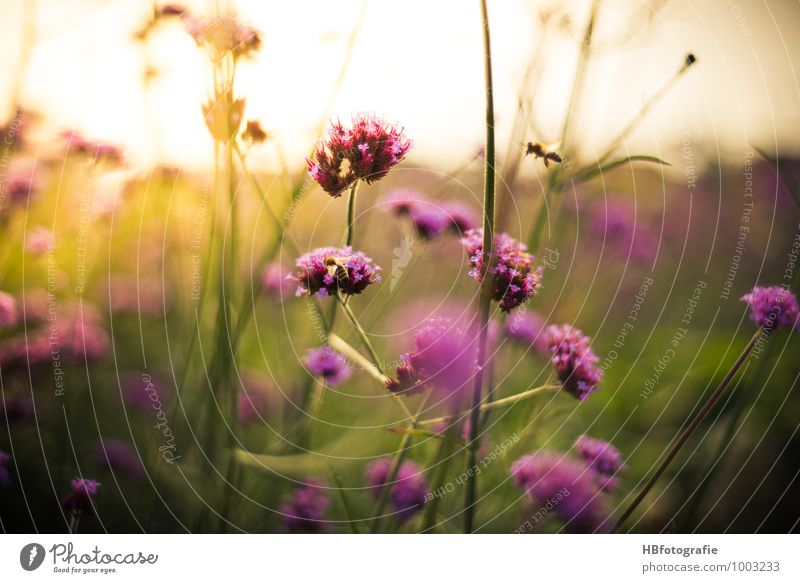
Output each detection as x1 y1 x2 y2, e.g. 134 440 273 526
0 0 799 534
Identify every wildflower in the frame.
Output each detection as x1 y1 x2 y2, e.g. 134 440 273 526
156 4 187 17
1 166 39 211
544 324 602 401
0 291 18 328
242 119 268 144
260 262 294 300
504 310 548 354
122 372 172 411
307 113 412 197
0 450 11 487
574 435 625 492
386 318 476 402
292 246 381 297
60 478 101 517
365 458 429 520
279 480 329 533
511 452 608 533
461 228 543 312
25 227 55 256
93 440 143 482
741 286 800 332
588 200 656 263
441 201 479 234
303 347 351 386
202 94 245 142
185 15 261 60
384 189 427 216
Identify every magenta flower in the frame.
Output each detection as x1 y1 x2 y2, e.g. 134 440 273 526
292 246 381 297
574 435 625 492
544 324 602 401
504 310 548 354
260 262 294 301
511 452 609 533
307 113 412 197
741 286 800 332
279 480 329 533
0 450 11 488
386 318 477 403
0 291 18 328
1 166 39 212
365 458 429 521
588 200 656 263
384 190 479 240
93 439 144 482
461 228 543 312
60 478 101 517
304 347 351 386
24 227 55 256
441 201 479 234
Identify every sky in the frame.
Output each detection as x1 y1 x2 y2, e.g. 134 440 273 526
1 0 799 172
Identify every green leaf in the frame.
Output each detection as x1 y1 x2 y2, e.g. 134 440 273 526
573 155 672 182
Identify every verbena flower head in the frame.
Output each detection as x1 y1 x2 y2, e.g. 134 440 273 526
25 227 55 256
303 347 351 386
0 291 18 328
441 201 479 234
185 14 261 60
574 435 625 492
511 452 608 533
504 310 548 354
461 228 543 312
589 200 656 263
279 480 329 533
260 262 294 301
384 190 479 240
386 318 477 403
545 324 602 401
93 439 143 482
292 246 381 297
365 458 429 521
741 286 800 332
307 113 412 197
61 478 101 517
0 450 11 488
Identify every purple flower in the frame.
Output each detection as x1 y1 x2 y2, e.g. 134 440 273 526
504 310 548 354
260 262 294 301
461 228 543 312
122 372 173 411
0 291 18 328
292 246 381 298
574 435 625 492
1 166 39 212
511 452 608 533
386 318 477 404
93 439 144 481
304 347 351 386
307 113 412 197
279 480 329 533
741 286 800 332
441 201 479 234
61 478 101 517
384 188 427 216
545 324 602 401
365 458 429 520
0 450 11 487
25 227 55 256
185 15 261 59
589 200 656 263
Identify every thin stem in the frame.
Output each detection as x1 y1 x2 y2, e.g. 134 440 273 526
595 55 696 166
464 0 496 535
346 181 359 247
418 384 559 427
612 328 765 533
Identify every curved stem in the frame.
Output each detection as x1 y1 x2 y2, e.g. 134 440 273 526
612 328 765 533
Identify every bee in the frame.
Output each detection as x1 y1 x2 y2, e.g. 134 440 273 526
324 256 350 286
524 142 563 168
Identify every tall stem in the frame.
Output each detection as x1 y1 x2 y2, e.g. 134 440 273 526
463 0 496 534
346 181 359 247
612 328 765 533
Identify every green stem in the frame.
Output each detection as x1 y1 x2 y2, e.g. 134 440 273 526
346 181 359 247
464 0 496 535
612 328 765 533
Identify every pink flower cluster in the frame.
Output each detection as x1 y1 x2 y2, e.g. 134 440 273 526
544 324 602 401
384 189 478 239
307 114 412 197
291 246 381 298
461 228 543 312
